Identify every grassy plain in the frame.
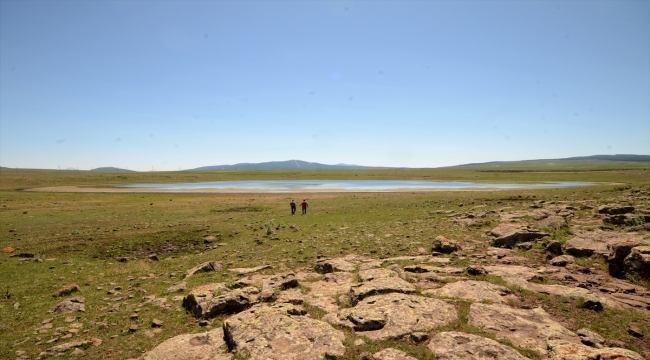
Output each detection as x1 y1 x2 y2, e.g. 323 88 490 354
1 162 649 359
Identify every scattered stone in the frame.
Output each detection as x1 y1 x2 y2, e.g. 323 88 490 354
142 328 231 360
604 214 637 226
545 240 563 254
199 320 209 327
324 293 457 341
129 313 139 320
48 297 85 313
466 265 488 276
537 215 568 229
468 303 580 355
423 280 512 303
183 284 260 319
148 254 159 261
428 331 528 360
152 319 163 328
372 348 419 360
2 247 15 253
204 235 217 243
13 302 19 310
185 261 222 279
129 325 138 332
577 328 605 348
627 323 644 338
117 257 128 262
223 303 346 359
550 255 575 267
489 224 549 248
354 339 366 346
144 330 155 338
624 246 650 279
91 338 102 346
166 281 187 293
70 348 84 356
547 339 644 360
228 264 272 275
349 277 416 303
46 340 91 354
52 283 80 297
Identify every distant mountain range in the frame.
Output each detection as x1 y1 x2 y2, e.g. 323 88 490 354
459 154 650 167
90 167 135 172
187 160 389 171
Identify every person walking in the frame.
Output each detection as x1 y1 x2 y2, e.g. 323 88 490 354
290 199 296 215
301 199 308 215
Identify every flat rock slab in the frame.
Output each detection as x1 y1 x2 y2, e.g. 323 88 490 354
372 348 419 360
468 303 580 356
489 224 549 248
423 280 512 303
428 331 529 360
404 265 464 274
349 277 416 303
238 272 299 292
183 285 260 319
547 339 645 360
223 303 346 360
323 293 457 341
358 268 398 282
142 328 231 360
229 265 271 275
565 231 645 258
276 288 339 313
536 215 568 229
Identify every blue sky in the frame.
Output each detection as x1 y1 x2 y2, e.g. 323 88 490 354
1 1 648 170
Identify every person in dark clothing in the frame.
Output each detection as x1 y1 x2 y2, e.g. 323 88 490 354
290 199 296 215
301 199 308 214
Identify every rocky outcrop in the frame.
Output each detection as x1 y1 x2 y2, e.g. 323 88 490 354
324 293 457 341
604 214 637 226
349 277 416 303
223 303 346 359
142 328 231 360
565 231 646 258
431 235 461 253
489 224 549 248
607 238 648 277
358 268 398 282
624 246 650 279
598 204 635 215
468 303 580 356
547 339 644 360
183 284 260 318
423 280 512 303
428 331 529 360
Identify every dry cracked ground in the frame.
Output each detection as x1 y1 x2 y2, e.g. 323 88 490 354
3 188 650 359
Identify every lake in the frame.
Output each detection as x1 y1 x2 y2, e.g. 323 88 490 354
121 180 593 192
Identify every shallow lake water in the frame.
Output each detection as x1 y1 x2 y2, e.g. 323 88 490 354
121 180 593 192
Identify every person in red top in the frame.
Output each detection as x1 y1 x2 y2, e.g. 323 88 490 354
301 199 308 215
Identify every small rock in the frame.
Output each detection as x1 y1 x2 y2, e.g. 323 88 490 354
2 247 15 253
581 299 603 312
144 330 155 338
129 325 138 332
410 332 429 342
605 339 625 348
432 235 461 253
466 265 488 276
117 257 128 262
129 313 139 320
13 302 19 310
198 320 209 327
166 282 187 293
516 242 533 250
550 255 575 267
70 348 84 356
48 297 85 313
545 240 563 254
577 328 605 348
148 254 159 261
354 339 366 346
628 323 644 338
152 319 163 328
